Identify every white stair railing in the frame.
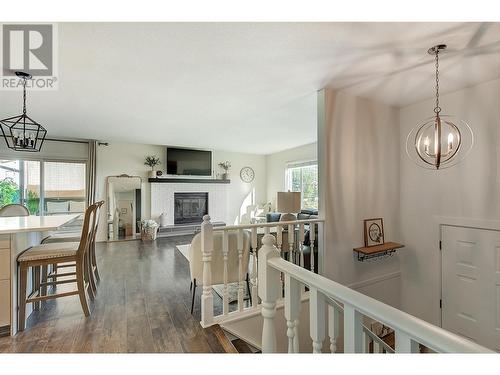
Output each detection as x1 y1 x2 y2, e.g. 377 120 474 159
328 298 395 353
200 215 324 328
258 234 492 353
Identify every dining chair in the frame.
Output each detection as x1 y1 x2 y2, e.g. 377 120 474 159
0 204 29 217
188 230 252 314
16 202 99 331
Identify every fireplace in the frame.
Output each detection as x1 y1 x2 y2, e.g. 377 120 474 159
174 192 208 224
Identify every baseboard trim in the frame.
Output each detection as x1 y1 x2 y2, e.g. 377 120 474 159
347 271 401 290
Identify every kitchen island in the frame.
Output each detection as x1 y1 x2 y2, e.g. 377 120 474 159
0 214 79 336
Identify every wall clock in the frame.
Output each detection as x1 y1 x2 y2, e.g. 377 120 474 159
240 166 255 183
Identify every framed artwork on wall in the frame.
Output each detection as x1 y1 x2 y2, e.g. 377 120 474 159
364 218 384 247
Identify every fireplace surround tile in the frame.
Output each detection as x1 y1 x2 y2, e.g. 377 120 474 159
151 182 229 226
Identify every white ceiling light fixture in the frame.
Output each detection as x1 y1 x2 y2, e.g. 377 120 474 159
406 44 473 170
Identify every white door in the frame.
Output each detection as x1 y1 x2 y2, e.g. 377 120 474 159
442 225 500 352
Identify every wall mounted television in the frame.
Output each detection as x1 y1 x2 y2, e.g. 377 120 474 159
166 147 213 177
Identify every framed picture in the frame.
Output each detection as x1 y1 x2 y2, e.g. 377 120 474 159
120 208 128 214
364 218 384 247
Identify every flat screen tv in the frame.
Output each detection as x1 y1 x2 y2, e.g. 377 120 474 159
166 147 212 177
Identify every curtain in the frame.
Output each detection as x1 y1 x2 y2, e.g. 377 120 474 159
87 140 98 206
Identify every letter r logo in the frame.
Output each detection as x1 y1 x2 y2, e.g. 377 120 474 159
2 24 53 76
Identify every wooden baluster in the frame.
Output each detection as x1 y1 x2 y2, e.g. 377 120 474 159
237 228 244 311
284 274 301 353
222 230 229 316
276 225 284 295
328 304 339 353
364 332 371 353
258 234 281 353
373 340 380 354
309 287 326 353
251 227 258 308
200 215 214 327
288 224 294 264
395 330 419 353
309 222 316 273
344 304 363 353
317 221 324 275
298 223 305 268
276 225 283 253
293 318 300 353
379 342 386 353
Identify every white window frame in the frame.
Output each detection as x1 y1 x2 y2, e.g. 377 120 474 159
285 160 318 210
0 157 88 215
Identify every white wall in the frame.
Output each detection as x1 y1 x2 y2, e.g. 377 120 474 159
399 78 500 325
265 142 317 209
318 89 401 308
95 143 266 241
212 150 266 225
96 142 162 241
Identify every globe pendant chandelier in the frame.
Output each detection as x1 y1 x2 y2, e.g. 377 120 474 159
0 71 47 152
406 45 473 170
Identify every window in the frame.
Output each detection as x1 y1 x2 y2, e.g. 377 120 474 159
0 160 41 214
0 159 86 215
285 161 318 210
44 161 86 215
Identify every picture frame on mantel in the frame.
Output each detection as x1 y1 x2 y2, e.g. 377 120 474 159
363 218 384 247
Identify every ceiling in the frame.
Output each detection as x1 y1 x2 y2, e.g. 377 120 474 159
1 22 499 154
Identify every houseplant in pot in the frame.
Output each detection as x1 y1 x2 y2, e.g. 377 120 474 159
145 155 161 179
141 219 159 241
218 161 231 180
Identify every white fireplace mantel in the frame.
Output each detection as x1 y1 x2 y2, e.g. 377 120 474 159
150 182 229 226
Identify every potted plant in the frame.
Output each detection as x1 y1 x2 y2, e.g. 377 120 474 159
145 155 161 179
141 219 159 241
218 161 231 180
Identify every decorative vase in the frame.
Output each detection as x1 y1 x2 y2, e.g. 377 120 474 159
159 212 168 227
222 172 229 180
149 170 156 179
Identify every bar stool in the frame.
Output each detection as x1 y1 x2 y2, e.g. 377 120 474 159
17 202 99 331
41 201 104 298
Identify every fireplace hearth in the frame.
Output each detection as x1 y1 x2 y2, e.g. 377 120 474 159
174 192 208 224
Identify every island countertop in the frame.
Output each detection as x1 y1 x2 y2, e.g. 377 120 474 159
0 214 80 234
0 213 81 336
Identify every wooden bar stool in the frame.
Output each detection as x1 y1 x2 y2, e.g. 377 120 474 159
41 201 104 299
17 202 99 331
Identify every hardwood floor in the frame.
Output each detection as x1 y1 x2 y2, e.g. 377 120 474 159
0 235 230 353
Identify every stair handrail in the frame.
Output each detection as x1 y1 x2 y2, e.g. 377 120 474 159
211 218 324 231
258 234 492 353
328 298 395 353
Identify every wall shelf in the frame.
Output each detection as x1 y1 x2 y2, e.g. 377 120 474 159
148 178 230 184
353 242 405 262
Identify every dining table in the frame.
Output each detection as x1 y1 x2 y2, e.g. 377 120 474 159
0 214 79 336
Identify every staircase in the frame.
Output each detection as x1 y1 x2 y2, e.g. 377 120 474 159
208 324 260 353
198 216 492 354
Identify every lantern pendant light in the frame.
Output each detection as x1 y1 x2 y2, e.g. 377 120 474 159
406 44 473 170
0 71 47 152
